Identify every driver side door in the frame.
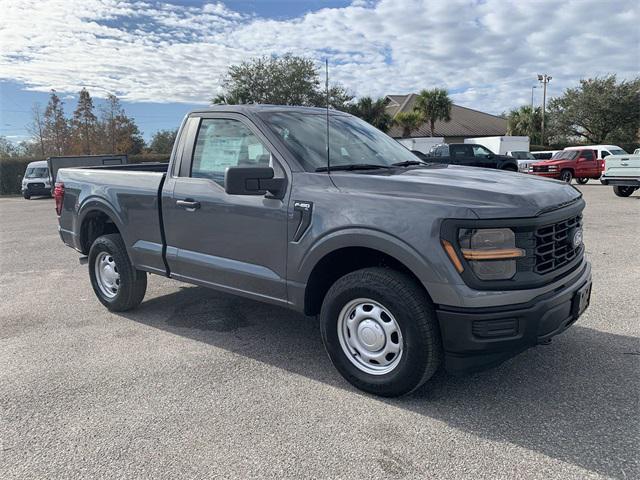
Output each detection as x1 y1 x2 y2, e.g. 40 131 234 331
161 114 290 305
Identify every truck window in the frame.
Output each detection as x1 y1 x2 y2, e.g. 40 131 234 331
191 119 273 186
581 150 594 160
472 145 492 158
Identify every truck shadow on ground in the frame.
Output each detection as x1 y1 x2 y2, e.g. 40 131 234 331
122 285 639 479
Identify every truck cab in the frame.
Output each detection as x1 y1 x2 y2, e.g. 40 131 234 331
22 160 52 199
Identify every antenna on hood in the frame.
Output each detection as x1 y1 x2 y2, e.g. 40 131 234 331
325 58 331 175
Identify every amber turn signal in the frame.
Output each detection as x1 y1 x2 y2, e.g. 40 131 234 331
461 248 525 261
441 239 464 273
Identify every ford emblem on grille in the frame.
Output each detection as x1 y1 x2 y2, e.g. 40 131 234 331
571 228 583 248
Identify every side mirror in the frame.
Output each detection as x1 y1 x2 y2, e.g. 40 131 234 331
225 166 285 199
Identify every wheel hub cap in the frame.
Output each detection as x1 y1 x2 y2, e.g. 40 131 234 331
95 252 120 298
337 298 404 375
357 319 385 351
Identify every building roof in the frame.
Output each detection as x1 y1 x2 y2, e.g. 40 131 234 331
385 94 507 138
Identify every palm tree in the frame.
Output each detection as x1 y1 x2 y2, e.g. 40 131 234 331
393 111 423 138
414 88 452 137
507 105 542 145
347 96 392 132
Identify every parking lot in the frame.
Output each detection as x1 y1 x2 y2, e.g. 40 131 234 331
1 184 638 479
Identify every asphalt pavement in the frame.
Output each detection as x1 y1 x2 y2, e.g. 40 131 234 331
1 184 638 479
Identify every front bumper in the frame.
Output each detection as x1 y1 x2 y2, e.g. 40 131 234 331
436 261 592 374
22 186 52 196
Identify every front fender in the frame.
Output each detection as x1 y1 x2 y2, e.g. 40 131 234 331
296 227 455 292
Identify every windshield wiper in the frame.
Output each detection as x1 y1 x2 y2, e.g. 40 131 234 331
390 160 427 167
315 164 391 172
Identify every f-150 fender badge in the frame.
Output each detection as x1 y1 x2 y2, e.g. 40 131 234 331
293 200 313 242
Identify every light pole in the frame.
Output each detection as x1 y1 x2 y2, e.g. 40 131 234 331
530 86 537 144
537 74 552 145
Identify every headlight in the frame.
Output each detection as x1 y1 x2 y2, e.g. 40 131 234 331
457 228 525 280
548 165 558 171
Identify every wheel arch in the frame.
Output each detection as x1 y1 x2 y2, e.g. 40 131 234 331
297 229 440 316
77 198 125 254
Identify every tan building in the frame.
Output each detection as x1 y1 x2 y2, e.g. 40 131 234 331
385 94 507 143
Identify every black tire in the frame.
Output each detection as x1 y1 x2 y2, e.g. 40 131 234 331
23 193 31 200
502 164 518 172
576 178 589 184
320 267 442 397
88 234 147 312
613 186 635 197
560 169 573 183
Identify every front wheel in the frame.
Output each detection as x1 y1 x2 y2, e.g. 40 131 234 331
23 193 31 200
613 186 636 197
560 170 573 183
320 268 442 397
88 234 147 312
576 178 589 184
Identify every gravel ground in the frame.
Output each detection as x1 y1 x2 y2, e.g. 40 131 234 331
1 184 638 479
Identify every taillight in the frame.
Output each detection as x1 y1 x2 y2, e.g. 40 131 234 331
54 182 65 215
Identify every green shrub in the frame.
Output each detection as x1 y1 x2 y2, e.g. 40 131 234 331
0 157 38 195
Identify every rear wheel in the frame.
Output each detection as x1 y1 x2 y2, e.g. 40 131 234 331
320 267 442 397
502 164 517 172
560 169 573 183
576 178 589 184
88 233 147 312
613 186 636 197
23 193 31 200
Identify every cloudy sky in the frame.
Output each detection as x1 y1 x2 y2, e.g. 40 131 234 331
1 0 638 141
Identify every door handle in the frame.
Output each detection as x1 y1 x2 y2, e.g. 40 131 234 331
176 199 201 210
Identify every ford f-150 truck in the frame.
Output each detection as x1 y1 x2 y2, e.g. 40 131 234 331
55 105 592 397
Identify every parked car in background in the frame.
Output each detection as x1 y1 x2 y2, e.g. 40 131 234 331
600 153 640 197
21 160 52 199
507 151 537 173
564 145 627 160
428 143 519 171
54 105 591 397
530 149 601 183
397 136 444 154
532 150 561 160
464 136 529 155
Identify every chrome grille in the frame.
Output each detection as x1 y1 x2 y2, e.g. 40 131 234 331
534 214 583 274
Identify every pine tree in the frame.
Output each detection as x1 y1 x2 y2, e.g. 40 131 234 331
43 90 70 155
72 88 97 154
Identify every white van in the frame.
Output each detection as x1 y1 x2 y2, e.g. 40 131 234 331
21 160 52 199
564 145 627 160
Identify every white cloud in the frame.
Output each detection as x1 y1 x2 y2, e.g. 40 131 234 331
0 0 638 113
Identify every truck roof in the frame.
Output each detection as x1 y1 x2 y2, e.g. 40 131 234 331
188 104 350 116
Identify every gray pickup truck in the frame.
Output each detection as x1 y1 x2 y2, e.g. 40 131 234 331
55 105 592 397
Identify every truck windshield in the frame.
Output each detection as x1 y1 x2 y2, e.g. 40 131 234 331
259 111 419 172
25 167 49 178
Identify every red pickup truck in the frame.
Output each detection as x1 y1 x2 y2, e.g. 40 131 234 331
530 149 602 184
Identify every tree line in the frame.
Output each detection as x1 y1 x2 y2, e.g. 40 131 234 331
506 75 639 146
1 89 178 159
2 55 638 159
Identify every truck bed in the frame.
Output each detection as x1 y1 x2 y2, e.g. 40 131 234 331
56 163 169 275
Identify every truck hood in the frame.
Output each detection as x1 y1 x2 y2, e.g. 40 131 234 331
330 164 582 219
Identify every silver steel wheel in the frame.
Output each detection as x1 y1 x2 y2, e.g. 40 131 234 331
337 298 404 375
95 251 120 299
